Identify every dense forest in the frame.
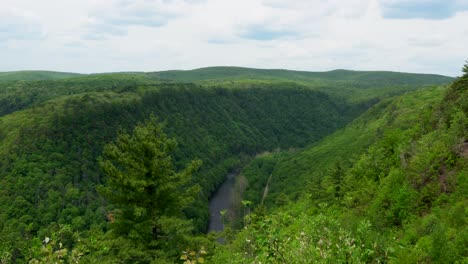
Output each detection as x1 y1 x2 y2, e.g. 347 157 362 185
0 65 465 263
217 63 468 263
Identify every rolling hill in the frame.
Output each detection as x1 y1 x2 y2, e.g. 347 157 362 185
0 71 82 82
0 66 462 263
214 68 467 263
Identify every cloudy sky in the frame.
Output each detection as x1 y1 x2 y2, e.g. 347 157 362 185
1 0 467 76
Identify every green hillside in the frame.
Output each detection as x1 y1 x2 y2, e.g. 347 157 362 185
213 65 467 263
244 85 449 206
0 66 463 263
0 67 453 117
0 81 367 261
0 73 158 116
151 67 454 104
0 71 82 82
151 67 452 86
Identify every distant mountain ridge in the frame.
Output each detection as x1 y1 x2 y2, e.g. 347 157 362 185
151 66 454 84
0 70 82 82
0 67 454 84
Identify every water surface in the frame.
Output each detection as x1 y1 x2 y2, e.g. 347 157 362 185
208 172 236 232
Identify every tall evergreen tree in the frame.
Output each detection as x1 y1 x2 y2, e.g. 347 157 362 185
463 59 468 76
99 116 201 249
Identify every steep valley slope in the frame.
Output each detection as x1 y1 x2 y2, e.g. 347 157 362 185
0 67 456 262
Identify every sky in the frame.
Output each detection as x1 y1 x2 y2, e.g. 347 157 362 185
1 0 468 76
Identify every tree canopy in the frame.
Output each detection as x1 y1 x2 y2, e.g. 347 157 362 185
0 66 460 263
98 116 201 251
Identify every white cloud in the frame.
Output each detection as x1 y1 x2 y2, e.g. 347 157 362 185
0 0 467 76
378 0 468 19
82 0 197 40
0 7 45 41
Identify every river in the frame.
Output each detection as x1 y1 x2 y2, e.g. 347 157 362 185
208 172 237 232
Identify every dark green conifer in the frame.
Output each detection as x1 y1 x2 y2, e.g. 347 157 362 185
463 59 468 76
99 116 201 248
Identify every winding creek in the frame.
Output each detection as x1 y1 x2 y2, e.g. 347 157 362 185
208 172 237 232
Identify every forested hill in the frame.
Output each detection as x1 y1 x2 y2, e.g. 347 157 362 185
214 64 467 263
151 67 454 102
151 66 453 86
0 67 456 262
0 71 82 82
0 68 454 117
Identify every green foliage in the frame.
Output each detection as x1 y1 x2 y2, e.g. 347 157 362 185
153 66 453 105
99 116 201 251
180 246 207 264
28 225 86 264
0 71 81 82
0 73 154 116
0 79 374 262
463 60 468 75
240 151 292 207
0 66 460 262
214 65 467 263
152 67 452 89
0 81 368 255
250 86 448 209
212 204 391 263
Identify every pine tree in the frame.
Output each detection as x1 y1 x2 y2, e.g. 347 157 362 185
98 116 201 248
463 59 468 76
